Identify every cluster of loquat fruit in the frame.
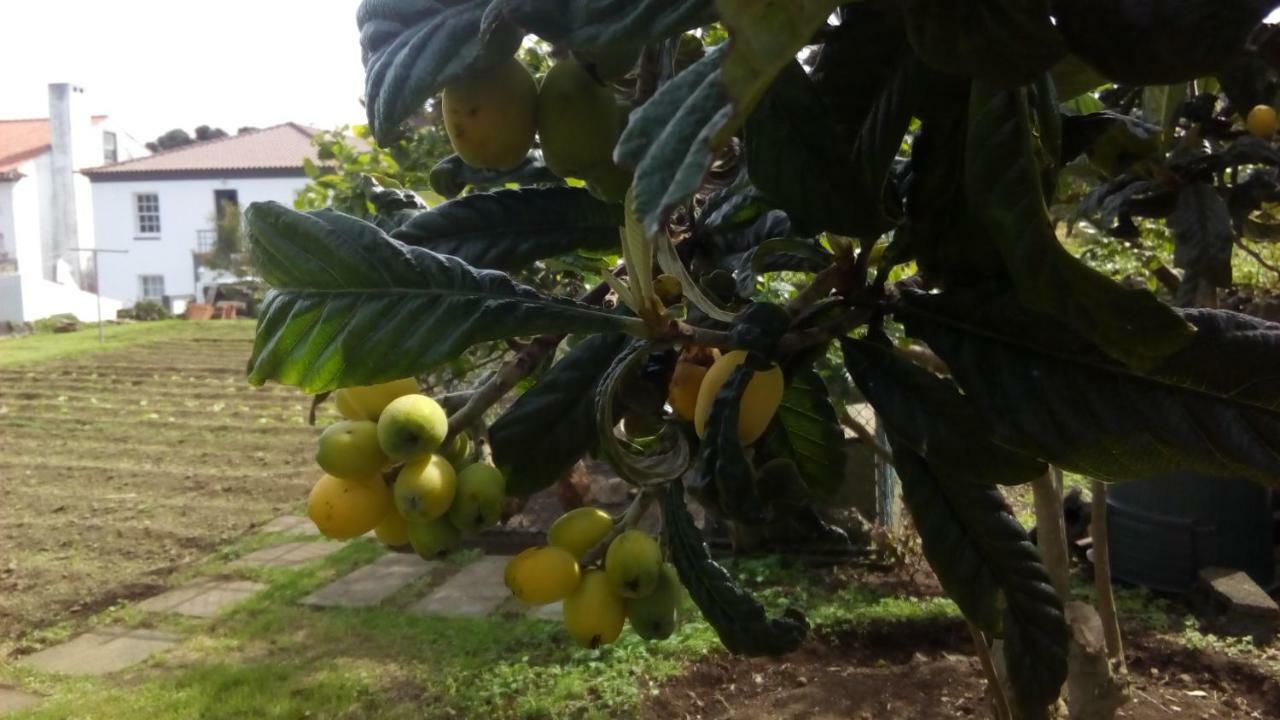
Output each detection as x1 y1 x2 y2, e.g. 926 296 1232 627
505 508 682 648
440 51 636 200
308 379 505 557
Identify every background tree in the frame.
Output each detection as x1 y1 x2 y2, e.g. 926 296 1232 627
145 125 229 152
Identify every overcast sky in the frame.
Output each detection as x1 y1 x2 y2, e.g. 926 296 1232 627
0 0 369 142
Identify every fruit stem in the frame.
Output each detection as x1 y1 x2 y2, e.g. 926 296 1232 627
580 491 656 567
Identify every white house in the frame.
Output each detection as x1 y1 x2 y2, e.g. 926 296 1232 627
0 83 145 323
85 123 321 309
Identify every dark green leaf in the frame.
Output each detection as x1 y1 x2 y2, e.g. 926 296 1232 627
358 0 523 144
840 338 1044 486
897 289 1280 487
615 44 730 238
663 479 809 656
891 446 1067 716
390 187 622 271
745 60 866 236
965 81 1193 368
1169 182 1235 295
428 153 562 199
1060 112 1161 172
691 365 768 523
490 333 628 496
759 368 847 498
1052 0 1267 85
480 0 713 49
244 202 639 392
844 57 920 236
902 0 1065 87
593 343 693 486
811 1 909 146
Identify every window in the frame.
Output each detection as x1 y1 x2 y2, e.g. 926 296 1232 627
103 131 118 164
138 275 165 299
134 193 160 236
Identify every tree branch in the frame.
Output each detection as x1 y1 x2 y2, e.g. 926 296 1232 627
1235 237 1280 281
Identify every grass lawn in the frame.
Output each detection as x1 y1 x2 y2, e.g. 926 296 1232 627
0 319 316 647
0 320 256 369
0 529 963 720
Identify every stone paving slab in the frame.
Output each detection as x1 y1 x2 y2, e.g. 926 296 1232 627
259 516 320 536
139 579 266 618
302 553 437 608
0 687 41 715
409 555 512 618
233 541 342 568
22 627 180 676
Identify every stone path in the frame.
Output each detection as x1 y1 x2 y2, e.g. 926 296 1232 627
22 627 180 676
259 515 321 536
233 540 341 568
139 579 266 618
302 553 436 608
0 687 41 716
13 516 550 705
410 555 513 618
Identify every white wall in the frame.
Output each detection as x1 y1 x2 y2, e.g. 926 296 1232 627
10 170 42 278
0 181 15 265
0 273 122 323
92 175 306 306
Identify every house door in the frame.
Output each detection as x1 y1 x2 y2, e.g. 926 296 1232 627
214 189 239 220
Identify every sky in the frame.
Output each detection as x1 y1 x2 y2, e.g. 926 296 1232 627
0 0 369 143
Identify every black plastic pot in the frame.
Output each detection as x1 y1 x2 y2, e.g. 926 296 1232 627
1106 471 1275 594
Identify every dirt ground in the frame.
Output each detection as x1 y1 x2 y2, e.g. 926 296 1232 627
646 613 1280 720
0 331 317 651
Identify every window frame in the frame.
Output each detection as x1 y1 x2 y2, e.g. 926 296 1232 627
133 192 161 239
138 274 165 300
103 131 118 165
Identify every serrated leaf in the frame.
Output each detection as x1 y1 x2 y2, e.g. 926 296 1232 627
902 0 1065 87
1169 182 1235 294
663 479 809 656
428 153 562 199
244 202 640 392
759 368 846 498
390 187 622 271
745 60 866 236
891 446 1067 717
480 0 714 49
811 1 909 145
358 0 522 144
615 45 728 239
839 338 1044 486
965 82 1193 368
897 289 1280 487
593 342 693 485
713 0 842 147
490 333 628 496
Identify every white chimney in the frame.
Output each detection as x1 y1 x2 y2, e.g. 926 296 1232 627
46 82 88 284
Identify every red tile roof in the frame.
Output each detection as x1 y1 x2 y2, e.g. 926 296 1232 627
82 122 322 180
0 115 108 180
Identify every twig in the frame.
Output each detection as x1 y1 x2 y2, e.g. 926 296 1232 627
446 334 560 439
580 491 656 567
1235 237 1280 281
967 622 1014 720
839 406 893 464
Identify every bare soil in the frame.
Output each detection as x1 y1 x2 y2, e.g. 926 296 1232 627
647 608 1280 720
0 333 318 652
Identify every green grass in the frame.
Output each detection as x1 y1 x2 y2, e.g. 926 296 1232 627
0 537 960 720
0 320 254 368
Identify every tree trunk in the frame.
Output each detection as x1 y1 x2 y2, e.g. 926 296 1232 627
1032 468 1071 597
